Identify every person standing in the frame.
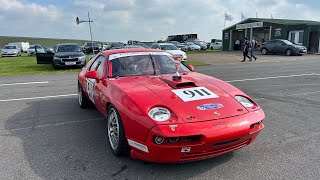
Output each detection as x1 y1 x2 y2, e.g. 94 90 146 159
250 37 257 61
241 37 250 62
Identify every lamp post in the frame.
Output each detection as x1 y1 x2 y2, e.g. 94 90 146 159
76 11 94 55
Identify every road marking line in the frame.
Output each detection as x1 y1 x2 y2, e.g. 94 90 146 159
0 118 103 134
0 94 77 102
226 73 319 83
0 81 49 86
286 90 320 97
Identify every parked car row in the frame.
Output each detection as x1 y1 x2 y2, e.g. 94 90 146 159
36 43 86 69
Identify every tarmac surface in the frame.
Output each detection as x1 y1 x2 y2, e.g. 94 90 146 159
0 57 320 180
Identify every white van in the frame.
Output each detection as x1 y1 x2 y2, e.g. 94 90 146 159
8 42 30 52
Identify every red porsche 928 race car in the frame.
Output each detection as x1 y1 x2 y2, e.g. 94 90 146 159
77 48 265 163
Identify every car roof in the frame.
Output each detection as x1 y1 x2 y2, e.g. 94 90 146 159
101 48 164 56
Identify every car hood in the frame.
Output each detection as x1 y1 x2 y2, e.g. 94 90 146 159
165 50 185 55
111 73 248 123
55 52 85 57
294 45 306 49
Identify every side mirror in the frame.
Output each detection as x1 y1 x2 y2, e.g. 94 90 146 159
85 70 99 80
187 64 195 71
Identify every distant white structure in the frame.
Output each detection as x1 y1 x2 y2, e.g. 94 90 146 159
8 42 30 52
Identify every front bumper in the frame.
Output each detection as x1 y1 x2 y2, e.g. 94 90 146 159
294 48 307 54
53 59 85 67
1 52 18 56
129 109 265 163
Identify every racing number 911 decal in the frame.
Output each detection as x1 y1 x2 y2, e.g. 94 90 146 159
86 79 95 102
172 87 219 102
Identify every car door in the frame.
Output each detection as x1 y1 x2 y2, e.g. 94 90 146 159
86 56 101 103
36 46 54 64
93 56 107 113
274 40 285 54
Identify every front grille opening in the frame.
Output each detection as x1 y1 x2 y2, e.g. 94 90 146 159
213 138 240 146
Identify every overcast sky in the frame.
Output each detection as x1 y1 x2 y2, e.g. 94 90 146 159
0 0 319 42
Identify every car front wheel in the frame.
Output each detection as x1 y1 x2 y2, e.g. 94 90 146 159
285 49 293 56
107 105 129 156
261 48 268 55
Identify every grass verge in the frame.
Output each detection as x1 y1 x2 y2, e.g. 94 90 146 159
0 54 207 76
0 54 83 76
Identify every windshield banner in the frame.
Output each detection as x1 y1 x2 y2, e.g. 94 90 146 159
109 52 170 60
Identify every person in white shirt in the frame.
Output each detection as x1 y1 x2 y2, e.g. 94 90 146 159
250 37 257 61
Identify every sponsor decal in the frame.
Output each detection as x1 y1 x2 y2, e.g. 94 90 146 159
172 87 219 102
213 122 227 126
109 52 169 60
169 124 178 131
86 79 95 103
197 103 223 110
214 111 221 116
127 139 149 153
186 115 195 120
181 147 191 153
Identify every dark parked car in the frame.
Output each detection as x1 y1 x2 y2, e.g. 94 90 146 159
82 42 100 54
134 42 150 48
261 39 307 56
106 43 124 50
36 43 86 69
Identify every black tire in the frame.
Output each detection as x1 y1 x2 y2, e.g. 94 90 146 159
211 47 213 50
107 105 130 156
261 48 268 55
285 49 293 56
78 83 90 109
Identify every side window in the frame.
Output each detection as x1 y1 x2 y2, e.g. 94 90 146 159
90 57 100 71
96 56 105 78
151 44 156 49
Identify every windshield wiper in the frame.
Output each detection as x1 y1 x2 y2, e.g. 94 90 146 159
149 54 156 75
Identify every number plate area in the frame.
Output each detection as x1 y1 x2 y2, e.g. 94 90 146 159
65 61 76 65
172 87 219 102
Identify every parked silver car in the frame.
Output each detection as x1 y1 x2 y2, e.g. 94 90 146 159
151 43 187 61
1 45 21 57
185 42 201 51
209 42 222 50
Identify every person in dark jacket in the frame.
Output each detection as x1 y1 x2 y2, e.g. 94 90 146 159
241 37 250 62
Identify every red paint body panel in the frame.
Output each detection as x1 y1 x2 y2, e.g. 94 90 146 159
78 49 266 163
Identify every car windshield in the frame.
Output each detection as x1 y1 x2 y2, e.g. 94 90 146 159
160 44 178 50
194 41 206 45
135 43 149 48
282 40 294 45
123 45 144 49
187 42 195 45
4 46 17 49
111 54 190 77
57 45 81 52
